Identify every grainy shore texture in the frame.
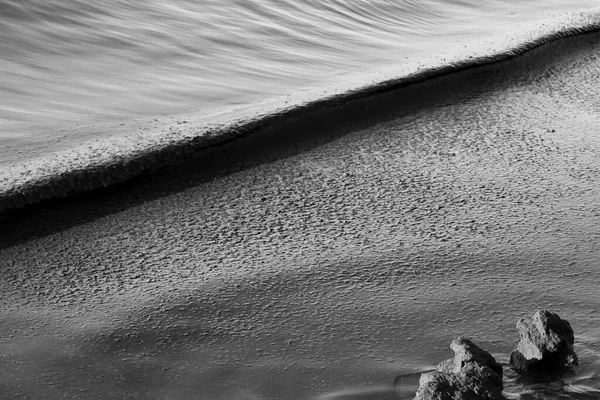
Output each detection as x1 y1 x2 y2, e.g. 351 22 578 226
1 31 600 399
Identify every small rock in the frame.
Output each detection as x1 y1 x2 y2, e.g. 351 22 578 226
413 337 505 400
509 310 578 372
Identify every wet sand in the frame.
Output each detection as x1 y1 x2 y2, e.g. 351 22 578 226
2 32 600 399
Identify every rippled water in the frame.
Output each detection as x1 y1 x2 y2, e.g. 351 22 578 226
0 0 598 163
2 10 600 396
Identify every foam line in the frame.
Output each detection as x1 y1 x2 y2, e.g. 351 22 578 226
1 18 600 213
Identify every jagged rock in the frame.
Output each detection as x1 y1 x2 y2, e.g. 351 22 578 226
509 310 578 372
414 337 505 400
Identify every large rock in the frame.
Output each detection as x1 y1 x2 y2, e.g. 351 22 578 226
509 310 578 372
414 337 505 400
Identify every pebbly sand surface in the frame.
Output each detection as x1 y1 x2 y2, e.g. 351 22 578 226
2 32 600 399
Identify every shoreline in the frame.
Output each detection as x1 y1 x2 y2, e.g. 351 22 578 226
1 13 600 398
2 12 600 213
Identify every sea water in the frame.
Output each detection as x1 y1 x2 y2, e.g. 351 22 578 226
2 2 600 398
0 0 598 167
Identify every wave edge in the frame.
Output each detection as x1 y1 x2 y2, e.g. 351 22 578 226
2 18 600 213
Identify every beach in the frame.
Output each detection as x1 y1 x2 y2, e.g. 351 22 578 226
1 29 600 399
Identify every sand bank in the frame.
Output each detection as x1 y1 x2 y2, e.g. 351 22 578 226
1 28 600 400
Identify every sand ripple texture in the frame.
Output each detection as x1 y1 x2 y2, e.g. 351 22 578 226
2 28 600 400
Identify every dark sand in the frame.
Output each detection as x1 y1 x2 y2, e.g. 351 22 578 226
2 32 600 399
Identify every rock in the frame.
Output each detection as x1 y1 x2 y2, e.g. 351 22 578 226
509 310 578 372
413 337 505 400
449 337 503 379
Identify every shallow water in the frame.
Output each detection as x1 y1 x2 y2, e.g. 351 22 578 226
0 0 598 165
2 28 600 399
2 2 600 399
390 342 600 400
